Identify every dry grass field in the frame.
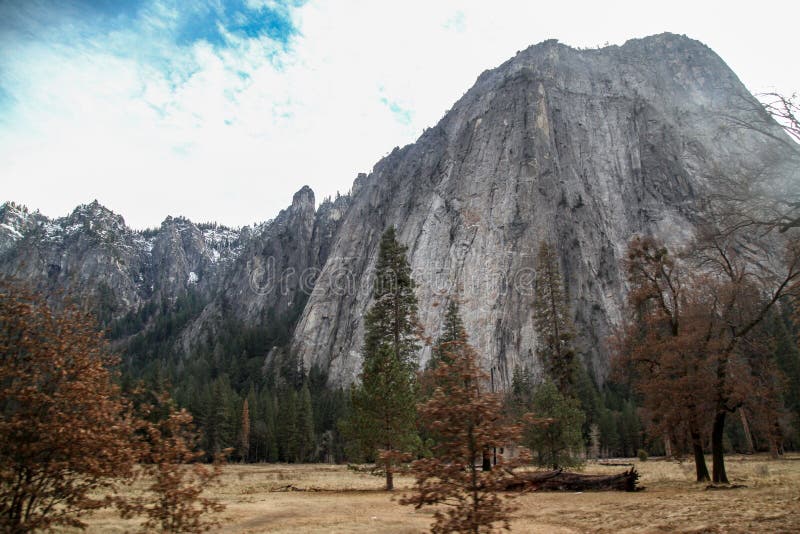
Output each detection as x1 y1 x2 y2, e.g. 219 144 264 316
77 454 800 533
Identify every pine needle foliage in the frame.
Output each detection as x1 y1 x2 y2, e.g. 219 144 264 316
533 241 577 395
343 227 420 490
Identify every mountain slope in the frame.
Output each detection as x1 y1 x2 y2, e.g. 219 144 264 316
1 33 793 388
290 33 791 385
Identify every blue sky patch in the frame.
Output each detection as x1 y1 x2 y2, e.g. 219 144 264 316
174 0 301 49
0 84 15 120
0 0 143 34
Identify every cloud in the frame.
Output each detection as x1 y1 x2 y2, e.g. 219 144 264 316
0 0 798 228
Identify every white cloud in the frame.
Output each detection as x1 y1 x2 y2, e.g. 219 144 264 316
0 0 798 228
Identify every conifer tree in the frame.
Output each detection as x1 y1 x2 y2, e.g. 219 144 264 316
276 388 298 462
344 227 419 490
533 241 577 395
507 364 534 419
429 300 466 369
262 391 280 462
239 398 250 462
401 306 528 533
295 382 316 462
245 387 258 459
525 381 585 469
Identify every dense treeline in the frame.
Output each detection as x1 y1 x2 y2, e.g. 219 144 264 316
110 89 800 469
107 263 800 466
110 288 354 464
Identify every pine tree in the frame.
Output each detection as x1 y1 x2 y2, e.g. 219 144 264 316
401 307 528 533
245 387 259 459
265 391 280 462
428 300 466 369
239 398 250 462
589 424 601 460
533 241 577 395
507 364 534 419
295 382 315 462
280 388 298 462
525 381 585 469
343 227 420 490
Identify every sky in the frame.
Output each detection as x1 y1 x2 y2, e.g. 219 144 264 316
1 0 798 229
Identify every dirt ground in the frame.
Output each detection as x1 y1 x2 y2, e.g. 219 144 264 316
79 454 800 533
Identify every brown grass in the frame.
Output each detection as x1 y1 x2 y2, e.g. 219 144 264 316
76 454 800 533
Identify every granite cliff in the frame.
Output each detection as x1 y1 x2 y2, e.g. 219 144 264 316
290 33 791 385
1 33 793 387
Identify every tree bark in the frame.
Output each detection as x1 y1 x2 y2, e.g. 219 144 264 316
386 463 394 491
482 449 492 471
739 409 754 454
690 429 710 482
711 411 729 484
503 468 639 492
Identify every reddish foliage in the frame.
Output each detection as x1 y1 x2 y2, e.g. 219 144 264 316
0 281 137 532
0 279 227 532
613 234 800 483
401 338 530 533
117 392 228 533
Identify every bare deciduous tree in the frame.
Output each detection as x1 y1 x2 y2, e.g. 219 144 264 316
713 92 800 235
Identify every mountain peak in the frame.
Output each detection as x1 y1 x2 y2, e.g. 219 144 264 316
292 185 315 209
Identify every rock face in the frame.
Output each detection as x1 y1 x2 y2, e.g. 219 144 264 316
290 33 790 386
0 33 792 387
0 200 243 319
176 187 350 353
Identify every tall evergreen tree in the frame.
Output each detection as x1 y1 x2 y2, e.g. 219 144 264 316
343 227 420 490
295 382 316 462
525 381 585 469
262 390 280 462
533 241 577 395
429 300 467 369
277 388 297 462
239 398 250 462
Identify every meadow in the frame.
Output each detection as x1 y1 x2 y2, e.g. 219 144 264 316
78 454 800 533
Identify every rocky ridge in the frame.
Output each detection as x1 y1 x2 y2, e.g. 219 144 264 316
1 33 794 387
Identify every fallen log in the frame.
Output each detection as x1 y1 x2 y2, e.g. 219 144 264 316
503 468 640 492
705 483 747 491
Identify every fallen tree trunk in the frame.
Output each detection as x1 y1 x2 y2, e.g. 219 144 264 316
503 468 640 492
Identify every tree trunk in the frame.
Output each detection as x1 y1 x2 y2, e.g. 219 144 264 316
482 449 492 471
711 411 729 484
690 430 710 482
503 468 639 492
664 433 672 459
386 463 394 491
739 409 754 454
770 420 783 458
